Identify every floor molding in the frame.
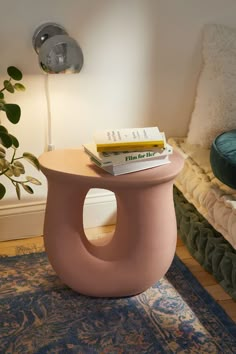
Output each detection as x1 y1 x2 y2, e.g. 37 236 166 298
0 191 117 241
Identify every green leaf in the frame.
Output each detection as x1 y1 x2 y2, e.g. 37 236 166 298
5 167 13 177
16 183 21 200
0 92 4 99
0 125 8 133
22 184 34 194
0 159 5 170
5 104 21 124
0 183 6 199
26 176 41 185
0 159 9 170
9 134 19 148
14 83 26 92
23 152 40 170
14 161 25 173
12 166 21 177
0 104 5 112
0 132 12 148
4 80 14 93
0 159 6 170
7 66 23 81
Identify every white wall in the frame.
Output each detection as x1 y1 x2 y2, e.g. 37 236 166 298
1 0 236 236
0 0 155 206
151 0 236 137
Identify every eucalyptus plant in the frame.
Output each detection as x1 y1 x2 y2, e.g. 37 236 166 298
0 66 41 200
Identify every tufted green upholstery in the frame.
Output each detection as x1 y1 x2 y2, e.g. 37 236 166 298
174 186 236 299
210 130 236 189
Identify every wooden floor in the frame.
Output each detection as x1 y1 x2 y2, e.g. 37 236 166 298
0 225 235 322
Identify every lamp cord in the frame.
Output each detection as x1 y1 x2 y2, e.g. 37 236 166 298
44 74 54 151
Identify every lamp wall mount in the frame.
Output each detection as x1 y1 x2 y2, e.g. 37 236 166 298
32 22 83 74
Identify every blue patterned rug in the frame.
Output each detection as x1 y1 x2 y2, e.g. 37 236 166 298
0 252 235 353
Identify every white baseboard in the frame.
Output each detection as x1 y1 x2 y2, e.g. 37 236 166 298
0 191 117 241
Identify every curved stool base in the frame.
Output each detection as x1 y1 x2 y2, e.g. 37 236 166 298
40 149 184 297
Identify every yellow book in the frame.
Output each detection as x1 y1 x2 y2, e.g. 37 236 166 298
94 127 166 152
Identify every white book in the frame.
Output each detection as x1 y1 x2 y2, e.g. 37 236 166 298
90 155 170 176
83 142 173 167
93 127 166 152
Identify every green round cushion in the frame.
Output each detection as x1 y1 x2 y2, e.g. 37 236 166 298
210 130 236 189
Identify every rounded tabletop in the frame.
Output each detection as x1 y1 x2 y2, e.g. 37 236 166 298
39 148 184 187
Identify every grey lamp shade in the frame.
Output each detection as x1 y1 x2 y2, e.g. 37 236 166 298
33 23 83 74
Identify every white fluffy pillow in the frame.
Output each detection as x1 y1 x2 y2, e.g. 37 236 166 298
187 24 236 148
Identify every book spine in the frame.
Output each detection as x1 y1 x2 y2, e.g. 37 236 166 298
101 148 172 166
96 141 165 152
94 127 165 151
102 157 170 176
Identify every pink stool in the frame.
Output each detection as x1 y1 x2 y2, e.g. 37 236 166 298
39 149 184 297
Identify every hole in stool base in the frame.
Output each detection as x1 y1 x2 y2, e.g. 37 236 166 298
87 231 114 246
83 188 117 247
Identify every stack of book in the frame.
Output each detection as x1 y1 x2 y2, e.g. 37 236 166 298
83 127 173 176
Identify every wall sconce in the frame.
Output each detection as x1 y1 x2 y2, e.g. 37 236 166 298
32 22 83 74
32 22 84 151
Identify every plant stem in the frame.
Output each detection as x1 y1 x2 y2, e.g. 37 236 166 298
5 174 28 184
10 148 16 163
0 168 9 176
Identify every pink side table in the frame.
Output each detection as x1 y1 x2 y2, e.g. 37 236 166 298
39 149 184 297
